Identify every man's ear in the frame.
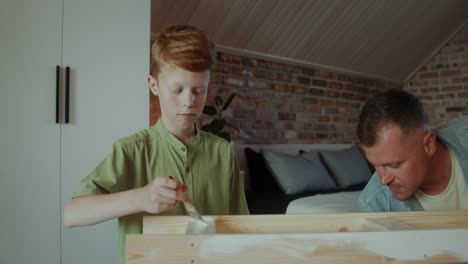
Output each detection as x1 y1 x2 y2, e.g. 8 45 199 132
423 131 436 156
148 75 158 96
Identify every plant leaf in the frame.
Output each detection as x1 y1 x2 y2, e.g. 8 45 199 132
200 122 214 133
203 105 217 116
211 119 226 133
215 95 223 106
222 93 236 111
218 131 231 142
225 122 240 132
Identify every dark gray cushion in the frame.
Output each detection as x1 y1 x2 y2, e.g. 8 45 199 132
300 150 321 163
262 150 336 195
319 145 372 188
244 148 282 193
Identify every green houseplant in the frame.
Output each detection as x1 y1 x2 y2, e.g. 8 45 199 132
201 93 238 142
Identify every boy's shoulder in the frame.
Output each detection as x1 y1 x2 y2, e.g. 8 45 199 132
113 125 233 151
199 130 231 147
115 126 157 148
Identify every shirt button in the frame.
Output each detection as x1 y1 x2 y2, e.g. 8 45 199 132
181 147 186 152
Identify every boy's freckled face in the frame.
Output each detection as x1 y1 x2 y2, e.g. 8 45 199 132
149 65 210 138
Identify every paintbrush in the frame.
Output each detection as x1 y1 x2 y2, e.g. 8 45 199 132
183 200 208 225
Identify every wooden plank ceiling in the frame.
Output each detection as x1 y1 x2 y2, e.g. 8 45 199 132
151 0 468 82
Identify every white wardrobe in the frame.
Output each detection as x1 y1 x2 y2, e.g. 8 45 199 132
0 0 150 263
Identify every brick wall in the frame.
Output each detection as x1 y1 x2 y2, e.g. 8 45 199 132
405 24 468 127
150 53 401 144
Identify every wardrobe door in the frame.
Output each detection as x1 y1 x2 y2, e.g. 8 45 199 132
60 0 150 263
0 0 62 263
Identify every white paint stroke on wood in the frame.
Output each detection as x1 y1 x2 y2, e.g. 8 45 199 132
195 229 468 259
127 229 468 263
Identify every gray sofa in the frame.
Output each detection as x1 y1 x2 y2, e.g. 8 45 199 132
233 143 374 214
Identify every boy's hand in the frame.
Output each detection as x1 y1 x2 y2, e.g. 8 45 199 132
141 176 188 214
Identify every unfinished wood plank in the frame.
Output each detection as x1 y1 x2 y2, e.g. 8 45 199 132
385 211 468 230
365 218 412 231
142 215 191 235
143 211 468 234
127 228 468 263
143 214 382 234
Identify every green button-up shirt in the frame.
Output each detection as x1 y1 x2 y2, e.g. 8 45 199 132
74 120 249 264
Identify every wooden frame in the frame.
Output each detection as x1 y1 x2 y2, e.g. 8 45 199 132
127 211 468 263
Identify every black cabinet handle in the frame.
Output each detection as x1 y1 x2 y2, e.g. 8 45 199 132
65 66 70 123
56 65 60 124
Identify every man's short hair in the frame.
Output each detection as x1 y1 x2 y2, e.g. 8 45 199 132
150 25 215 78
357 89 429 146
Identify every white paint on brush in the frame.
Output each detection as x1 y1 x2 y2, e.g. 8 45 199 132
186 220 216 234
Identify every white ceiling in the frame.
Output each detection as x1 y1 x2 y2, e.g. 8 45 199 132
151 0 468 83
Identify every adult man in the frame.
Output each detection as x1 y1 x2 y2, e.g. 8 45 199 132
357 89 468 212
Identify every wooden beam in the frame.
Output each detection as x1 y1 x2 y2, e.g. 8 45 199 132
130 211 468 263
127 228 468 263
143 211 468 235
365 218 412 231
